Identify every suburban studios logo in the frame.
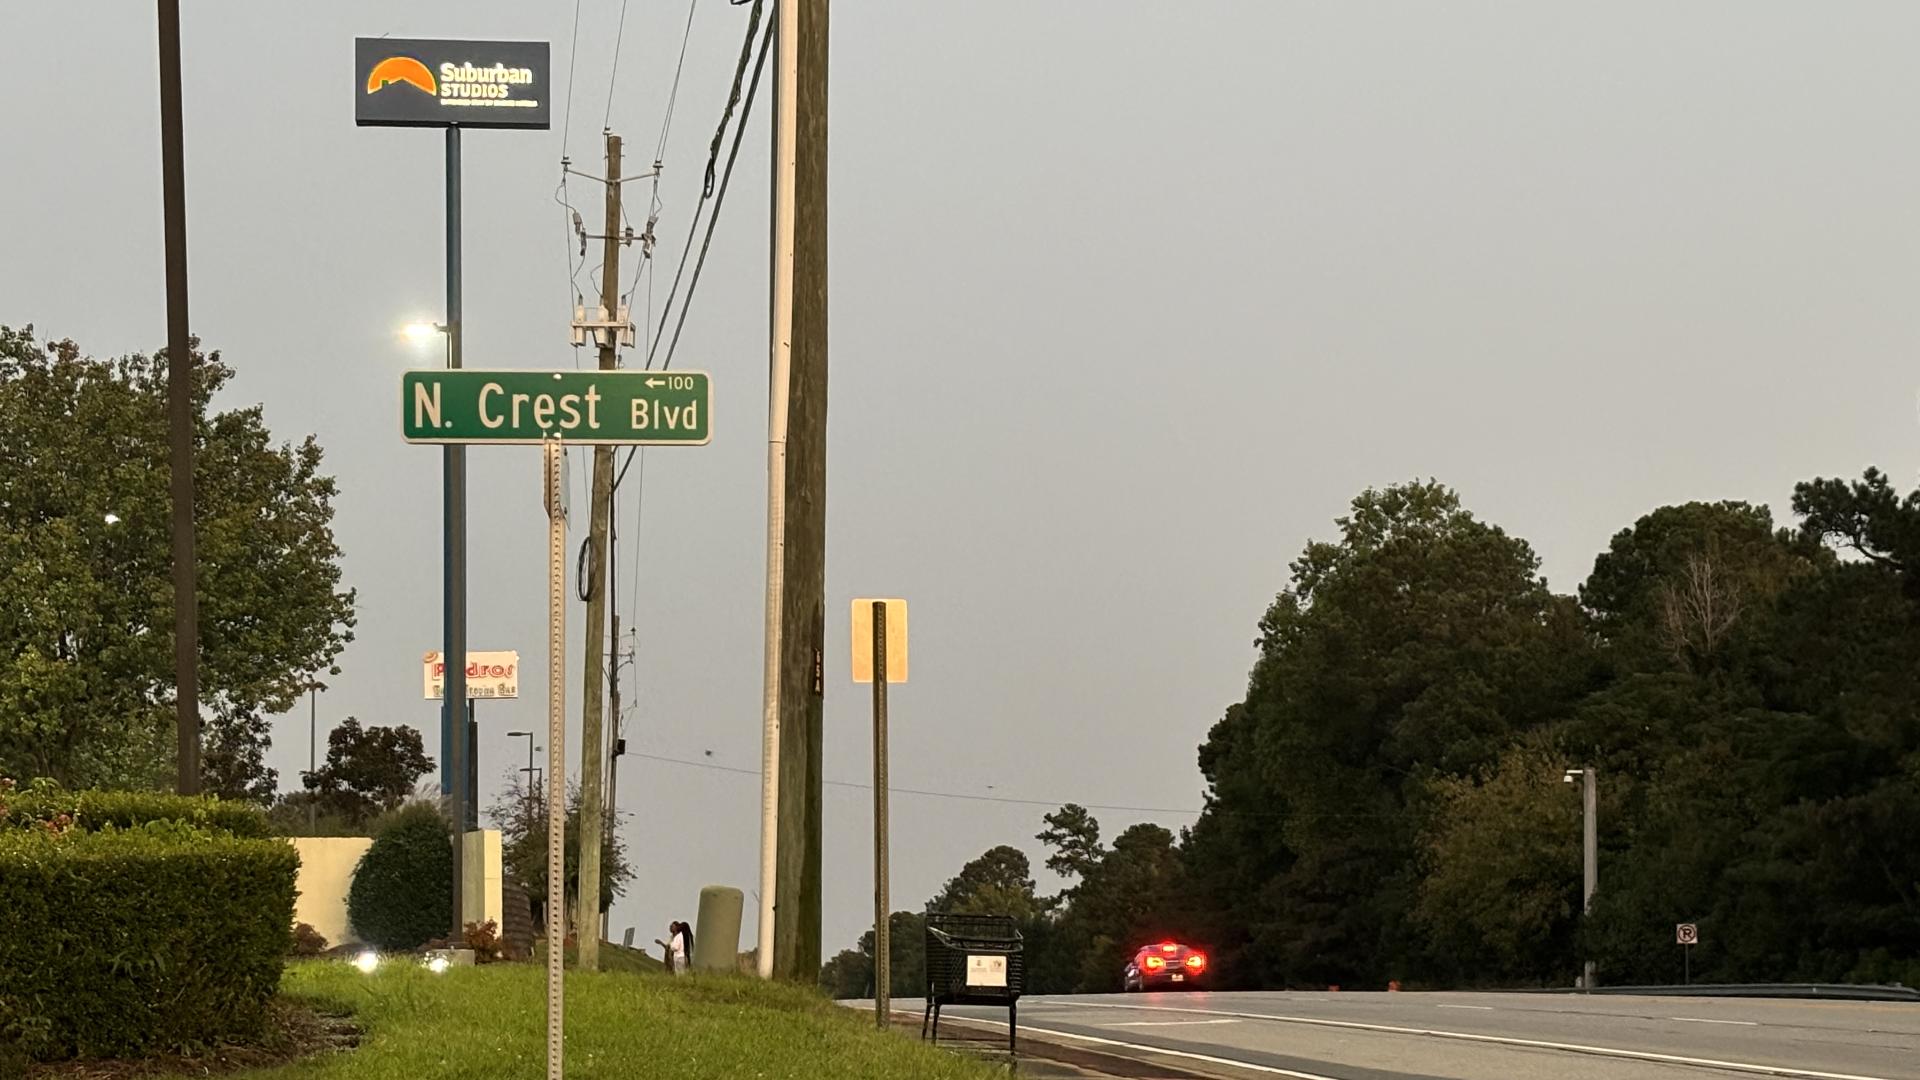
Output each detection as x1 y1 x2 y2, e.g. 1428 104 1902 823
366 54 539 108
355 38 551 130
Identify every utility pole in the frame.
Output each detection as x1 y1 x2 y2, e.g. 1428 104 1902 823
156 0 199 796
444 122 468 941
602 507 622 944
764 0 829 982
1566 766 1598 989
576 130 623 973
308 687 318 831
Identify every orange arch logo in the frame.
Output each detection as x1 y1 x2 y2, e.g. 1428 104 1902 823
367 56 436 96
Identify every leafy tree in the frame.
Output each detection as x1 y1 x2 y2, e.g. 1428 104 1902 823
487 775 633 927
1415 737 1580 985
820 910 926 999
929 845 1043 919
1185 481 1590 986
303 718 434 823
1036 803 1106 883
0 327 355 795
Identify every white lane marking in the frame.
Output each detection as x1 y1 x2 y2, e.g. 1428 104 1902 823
1105 1018 1242 1028
1032 1000 1899 1080
1436 1004 1494 1011
1671 1017 1760 1027
944 1016 1338 1080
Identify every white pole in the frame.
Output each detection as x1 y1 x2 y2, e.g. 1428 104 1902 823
758 0 800 981
544 438 567 1078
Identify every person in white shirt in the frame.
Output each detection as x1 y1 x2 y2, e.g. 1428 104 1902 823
658 920 691 974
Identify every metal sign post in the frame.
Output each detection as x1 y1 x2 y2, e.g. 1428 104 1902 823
1677 923 1699 985
543 438 567 1080
852 599 907 1028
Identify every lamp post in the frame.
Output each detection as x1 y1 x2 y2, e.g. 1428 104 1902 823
1564 766 1598 989
508 730 538 808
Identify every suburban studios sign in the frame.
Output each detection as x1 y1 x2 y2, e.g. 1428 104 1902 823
354 37 551 129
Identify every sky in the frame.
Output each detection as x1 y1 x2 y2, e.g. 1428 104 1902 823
6 2 1920 959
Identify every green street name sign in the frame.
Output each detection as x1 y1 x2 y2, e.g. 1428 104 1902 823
401 369 711 445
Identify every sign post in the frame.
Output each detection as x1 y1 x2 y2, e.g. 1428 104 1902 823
852 598 907 1028
357 33 551 938
543 438 566 1080
402 373 706 1076
1676 923 1698 985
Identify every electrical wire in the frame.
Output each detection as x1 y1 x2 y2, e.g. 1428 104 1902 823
632 752 1206 816
604 0 632 131
656 10 771 373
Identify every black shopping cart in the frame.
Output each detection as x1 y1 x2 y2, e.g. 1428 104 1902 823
922 912 1025 1051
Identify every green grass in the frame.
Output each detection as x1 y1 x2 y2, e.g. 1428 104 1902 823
532 938 668 975
185 959 997 1079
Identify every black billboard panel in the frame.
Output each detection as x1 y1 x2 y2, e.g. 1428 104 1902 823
355 38 551 130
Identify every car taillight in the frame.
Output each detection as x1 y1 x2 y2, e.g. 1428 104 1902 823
1185 952 1207 971
1143 955 1166 971
1160 943 1180 953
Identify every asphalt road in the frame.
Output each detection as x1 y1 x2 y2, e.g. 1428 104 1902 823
925 991 1920 1080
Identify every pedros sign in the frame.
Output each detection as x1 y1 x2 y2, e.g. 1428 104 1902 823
355 38 551 130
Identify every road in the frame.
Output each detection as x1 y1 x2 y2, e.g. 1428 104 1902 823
926 991 1920 1080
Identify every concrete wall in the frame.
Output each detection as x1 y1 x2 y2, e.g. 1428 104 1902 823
290 830 502 948
290 836 374 948
461 829 503 931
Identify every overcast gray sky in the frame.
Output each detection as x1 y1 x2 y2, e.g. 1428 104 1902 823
6 2 1920 958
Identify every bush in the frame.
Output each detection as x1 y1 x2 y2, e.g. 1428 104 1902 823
291 922 331 957
1 780 271 838
465 920 505 963
348 803 452 951
0 822 298 1061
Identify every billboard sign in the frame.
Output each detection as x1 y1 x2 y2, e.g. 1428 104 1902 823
356 38 551 130
424 650 521 699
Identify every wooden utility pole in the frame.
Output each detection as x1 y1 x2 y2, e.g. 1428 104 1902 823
156 0 199 795
768 0 829 982
577 131 622 973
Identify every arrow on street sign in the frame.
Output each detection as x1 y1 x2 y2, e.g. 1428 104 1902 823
402 369 711 445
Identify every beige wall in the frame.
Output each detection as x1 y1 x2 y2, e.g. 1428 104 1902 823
462 829 503 930
290 836 374 948
290 831 503 949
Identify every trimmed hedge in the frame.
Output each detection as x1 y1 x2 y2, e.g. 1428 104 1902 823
2 785 271 838
348 803 452 951
0 822 298 1061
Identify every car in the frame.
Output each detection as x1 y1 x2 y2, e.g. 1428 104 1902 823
1122 941 1208 991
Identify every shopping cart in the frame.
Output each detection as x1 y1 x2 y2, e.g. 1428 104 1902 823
922 912 1025 1051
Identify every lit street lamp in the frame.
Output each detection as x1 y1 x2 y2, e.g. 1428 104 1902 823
1564 766 1598 989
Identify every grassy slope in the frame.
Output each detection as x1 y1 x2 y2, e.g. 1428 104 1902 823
203 960 994 1080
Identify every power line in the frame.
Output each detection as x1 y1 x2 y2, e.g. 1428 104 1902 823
633 751 1203 815
654 9 772 373
604 0 632 130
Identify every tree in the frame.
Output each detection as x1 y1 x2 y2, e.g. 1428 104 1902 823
303 718 434 823
1184 481 1591 986
488 775 633 927
0 327 356 795
929 845 1043 919
820 910 926 999
1037 803 1106 883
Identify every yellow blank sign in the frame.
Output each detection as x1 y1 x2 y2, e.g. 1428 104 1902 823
851 598 908 684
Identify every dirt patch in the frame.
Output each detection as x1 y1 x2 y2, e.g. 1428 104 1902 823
25 998 361 1080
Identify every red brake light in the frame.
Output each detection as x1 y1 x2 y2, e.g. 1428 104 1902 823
1185 952 1207 970
1160 943 1180 953
1143 955 1166 971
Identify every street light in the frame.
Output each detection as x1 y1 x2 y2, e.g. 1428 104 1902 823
507 731 540 815
402 321 449 345
1564 767 1598 989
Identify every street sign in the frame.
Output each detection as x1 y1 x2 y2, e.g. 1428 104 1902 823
851 599 908 684
355 38 552 130
402 369 711 445
1676 923 1699 945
